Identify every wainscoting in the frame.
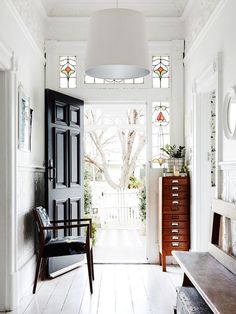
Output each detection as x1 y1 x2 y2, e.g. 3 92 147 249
16 166 45 301
219 161 236 256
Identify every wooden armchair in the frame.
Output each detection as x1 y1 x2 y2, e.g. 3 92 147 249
33 207 94 294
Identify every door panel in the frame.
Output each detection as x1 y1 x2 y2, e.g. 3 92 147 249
45 89 84 275
69 130 80 187
54 101 68 125
69 105 80 128
54 128 68 189
53 199 69 237
70 198 81 236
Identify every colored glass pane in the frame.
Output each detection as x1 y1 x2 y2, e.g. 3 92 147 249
59 56 76 88
152 102 170 167
152 56 170 88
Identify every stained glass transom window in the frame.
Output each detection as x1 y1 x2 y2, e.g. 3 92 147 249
152 102 170 167
59 56 77 88
152 56 170 88
84 75 144 85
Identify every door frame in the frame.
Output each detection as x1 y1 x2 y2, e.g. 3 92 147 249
84 100 151 261
192 52 222 251
0 42 18 311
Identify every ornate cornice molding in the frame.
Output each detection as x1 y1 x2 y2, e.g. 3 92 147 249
184 0 221 52
9 0 45 53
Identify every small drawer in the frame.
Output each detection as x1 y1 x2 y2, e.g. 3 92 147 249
163 245 189 256
163 205 189 214
163 234 188 242
163 221 189 229
163 190 189 200
163 241 189 250
163 177 189 186
163 228 189 235
163 199 188 207
163 214 189 221
163 185 189 193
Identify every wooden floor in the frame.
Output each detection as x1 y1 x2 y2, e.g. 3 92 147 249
9 264 183 314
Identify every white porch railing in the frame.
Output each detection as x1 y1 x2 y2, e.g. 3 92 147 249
100 189 141 228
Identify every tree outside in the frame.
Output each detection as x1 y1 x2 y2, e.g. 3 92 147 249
84 105 146 228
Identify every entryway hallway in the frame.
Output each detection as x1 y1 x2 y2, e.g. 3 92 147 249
12 264 182 314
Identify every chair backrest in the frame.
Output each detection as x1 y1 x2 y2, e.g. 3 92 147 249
33 207 52 243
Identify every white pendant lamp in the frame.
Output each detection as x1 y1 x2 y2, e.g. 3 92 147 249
85 8 150 79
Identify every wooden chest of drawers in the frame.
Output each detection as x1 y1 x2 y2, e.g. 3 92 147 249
159 176 190 271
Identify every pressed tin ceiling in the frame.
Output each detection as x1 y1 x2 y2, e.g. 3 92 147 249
41 0 189 18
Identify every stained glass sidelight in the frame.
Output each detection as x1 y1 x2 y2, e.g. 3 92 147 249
152 102 170 167
59 56 77 88
210 91 216 187
84 75 144 84
152 56 170 88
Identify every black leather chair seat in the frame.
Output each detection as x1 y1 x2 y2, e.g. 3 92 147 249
44 236 87 257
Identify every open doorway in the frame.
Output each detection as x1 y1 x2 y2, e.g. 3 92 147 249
84 102 147 263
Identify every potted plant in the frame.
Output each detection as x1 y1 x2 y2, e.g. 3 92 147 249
161 144 185 173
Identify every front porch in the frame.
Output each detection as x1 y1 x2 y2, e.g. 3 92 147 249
94 228 147 263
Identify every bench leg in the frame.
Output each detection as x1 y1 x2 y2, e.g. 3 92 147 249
182 273 193 287
162 252 166 272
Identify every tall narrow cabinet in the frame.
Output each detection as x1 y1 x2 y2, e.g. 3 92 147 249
159 176 190 271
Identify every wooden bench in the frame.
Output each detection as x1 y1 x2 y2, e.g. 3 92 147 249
173 199 236 314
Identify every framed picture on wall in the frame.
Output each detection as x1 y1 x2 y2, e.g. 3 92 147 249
18 84 33 152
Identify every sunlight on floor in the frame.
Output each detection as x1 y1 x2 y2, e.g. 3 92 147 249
12 264 183 314
94 228 147 263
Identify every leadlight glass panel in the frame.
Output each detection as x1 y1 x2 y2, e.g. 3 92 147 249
152 56 170 88
59 56 76 88
84 75 144 84
152 102 170 167
210 91 216 187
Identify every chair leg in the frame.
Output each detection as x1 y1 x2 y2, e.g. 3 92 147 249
42 257 49 280
33 255 42 294
91 248 95 280
86 251 93 294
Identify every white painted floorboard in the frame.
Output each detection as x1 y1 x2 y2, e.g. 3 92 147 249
8 264 182 314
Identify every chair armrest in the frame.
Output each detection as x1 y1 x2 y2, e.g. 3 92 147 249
50 218 92 237
50 218 92 224
42 223 89 231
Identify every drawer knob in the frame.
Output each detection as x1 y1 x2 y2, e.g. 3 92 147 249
172 193 179 197
172 180 179 183
172 242 179 247
172 186 179 190
171 222 179 226
172 236 179 240
172 229 179 233
172 201 179 204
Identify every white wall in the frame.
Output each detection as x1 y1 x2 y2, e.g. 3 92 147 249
185 0 236 161
184 0 236 250
0 0 45 308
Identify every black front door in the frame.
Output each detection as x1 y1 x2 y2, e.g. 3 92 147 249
45 89 84 275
